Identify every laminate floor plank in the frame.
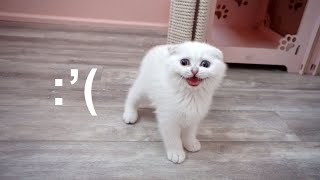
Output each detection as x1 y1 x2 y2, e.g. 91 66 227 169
0 106 299 142
0 142 319 180
277 111 320 142
1 87 319 112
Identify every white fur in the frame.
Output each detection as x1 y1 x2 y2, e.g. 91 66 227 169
123 41 227 163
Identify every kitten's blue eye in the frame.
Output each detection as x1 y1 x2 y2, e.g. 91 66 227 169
180 59 190 66
200 60 210 68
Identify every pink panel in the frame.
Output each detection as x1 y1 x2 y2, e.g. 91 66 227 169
0 0 170 27
212 0 269 28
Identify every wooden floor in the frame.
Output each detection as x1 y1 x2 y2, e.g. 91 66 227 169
0 21 320 180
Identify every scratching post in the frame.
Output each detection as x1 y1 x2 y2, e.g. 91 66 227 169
193 0 212 42
167 0 212 44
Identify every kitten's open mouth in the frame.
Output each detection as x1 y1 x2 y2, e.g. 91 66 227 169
186 76 202 86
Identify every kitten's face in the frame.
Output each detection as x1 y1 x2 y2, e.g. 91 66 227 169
166 42 226 88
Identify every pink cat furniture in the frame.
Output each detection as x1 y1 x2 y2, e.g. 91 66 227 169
206 0 320 74
167 0 320 75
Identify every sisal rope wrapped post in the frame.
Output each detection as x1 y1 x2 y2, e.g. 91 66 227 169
167 0 197 44
193 0 212 42
167 0 212 44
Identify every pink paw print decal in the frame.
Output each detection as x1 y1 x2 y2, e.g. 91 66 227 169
288 0 304 11
234 0 248 7
215 4 229 19
278 35 298 52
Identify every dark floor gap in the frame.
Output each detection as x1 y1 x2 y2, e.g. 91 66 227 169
227 63 287 72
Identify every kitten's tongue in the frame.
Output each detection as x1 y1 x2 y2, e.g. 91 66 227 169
187 77 201 86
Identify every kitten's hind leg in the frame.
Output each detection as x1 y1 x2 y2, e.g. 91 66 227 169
123 80 143 124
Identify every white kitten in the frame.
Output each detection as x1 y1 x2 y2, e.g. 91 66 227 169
123 41 227 163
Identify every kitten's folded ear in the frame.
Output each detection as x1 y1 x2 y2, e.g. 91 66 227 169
215 48 224 60
168 45 178 55
211 47 224 61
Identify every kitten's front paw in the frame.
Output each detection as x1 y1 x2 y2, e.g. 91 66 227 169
184 139 201 152
167 150 186 164
123 110 138 124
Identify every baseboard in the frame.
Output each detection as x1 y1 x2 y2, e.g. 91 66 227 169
0 12 169 32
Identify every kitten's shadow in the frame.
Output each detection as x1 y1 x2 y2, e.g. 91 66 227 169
136 108 156 124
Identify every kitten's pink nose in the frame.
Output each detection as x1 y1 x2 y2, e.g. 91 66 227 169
191 67 198 75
